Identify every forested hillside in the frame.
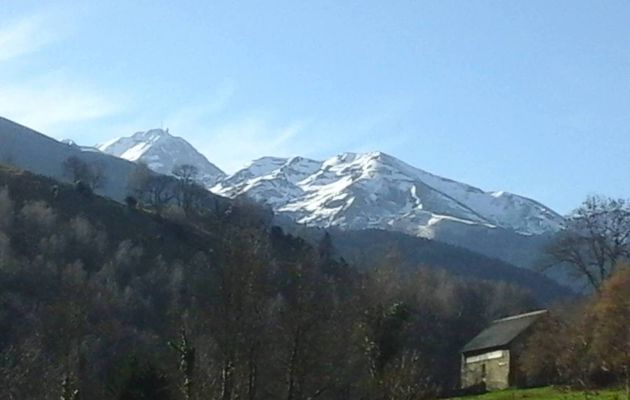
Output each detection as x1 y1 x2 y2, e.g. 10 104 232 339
288 227 571 303
0 164 540 399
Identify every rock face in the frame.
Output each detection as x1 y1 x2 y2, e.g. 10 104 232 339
98 129 226 187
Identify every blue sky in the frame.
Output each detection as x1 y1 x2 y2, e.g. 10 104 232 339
1 0 629 213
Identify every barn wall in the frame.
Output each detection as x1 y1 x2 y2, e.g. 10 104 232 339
508 334 532 387
461 349 510 390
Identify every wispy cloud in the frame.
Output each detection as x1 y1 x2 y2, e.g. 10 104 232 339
0 9 412 173
271 100 415 163
179 112 310 173
0 13 62 64
152 91 413 173
166 81 237 125
0 9 124 137
0 72 125 134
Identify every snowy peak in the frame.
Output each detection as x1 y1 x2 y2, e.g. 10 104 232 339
98 129 169 161
130 128 171 143
213 156 323 207
213 151 564 236
98 128 225 187
96 126 562 238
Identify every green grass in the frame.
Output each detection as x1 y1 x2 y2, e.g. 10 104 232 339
447 386 627 400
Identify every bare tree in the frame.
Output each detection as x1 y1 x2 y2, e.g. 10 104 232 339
169 329 196 400
544 196 630 292
172 164 202 215
62 156 106 190
187 224 272 400
172 164 199 185
129 163 175 213
145 176 175 214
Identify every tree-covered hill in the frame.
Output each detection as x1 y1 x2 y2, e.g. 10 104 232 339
0 163 548 399
286 225 572 303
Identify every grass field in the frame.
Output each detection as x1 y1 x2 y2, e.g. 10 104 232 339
447 386 627 400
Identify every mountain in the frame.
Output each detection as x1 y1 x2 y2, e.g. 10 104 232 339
211 152 564 269
0 117 141 201
0 118 227 209
0 116 571 294
0 162 568 398
93 131 562 242
212 151 563 234
0 162 571 302
91 129 563 269
2 116 563 271
279 223 572 303
98 129 226 187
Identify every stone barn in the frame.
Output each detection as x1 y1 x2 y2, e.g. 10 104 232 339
460 309 547 391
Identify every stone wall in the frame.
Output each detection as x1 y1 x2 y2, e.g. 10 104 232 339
461 349 511 390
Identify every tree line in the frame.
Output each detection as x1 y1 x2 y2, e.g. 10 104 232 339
2 161 628 399
0 166 537 400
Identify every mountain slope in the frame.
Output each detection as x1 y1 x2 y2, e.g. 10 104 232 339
98 129 226 187
93 129 562 241
0 117 142 202
0 162 568 398
213 152 563 238
333 229 571 303
284 224 572 303
85 128 565 271
1 116 571 295
0 163 571 302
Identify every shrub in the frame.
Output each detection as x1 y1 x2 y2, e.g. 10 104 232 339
125 196 138 209
107 356 173 400
63 156 105 190
74 180 94 197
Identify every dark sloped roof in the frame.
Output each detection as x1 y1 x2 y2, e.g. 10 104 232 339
462 310 547 353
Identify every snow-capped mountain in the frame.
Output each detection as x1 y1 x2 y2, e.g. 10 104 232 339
98 129 225 187
212 151 564 237
0 115 571 297
3 115 563 269
95 127 562 263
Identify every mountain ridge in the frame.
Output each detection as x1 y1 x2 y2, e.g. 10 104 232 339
211 150 564 238
98 128 226 187
0 119 562 271
94 129 564 242
95 130 562 269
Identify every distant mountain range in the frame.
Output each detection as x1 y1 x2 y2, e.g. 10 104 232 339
0 119 564 272
211 152 563 237
100 128 564 268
